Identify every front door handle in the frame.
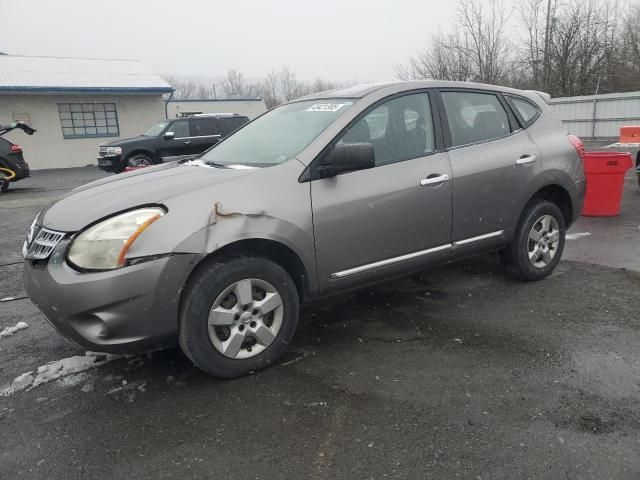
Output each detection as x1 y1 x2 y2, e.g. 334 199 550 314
516 155 536 165
183 140 192 145
420 174 450 186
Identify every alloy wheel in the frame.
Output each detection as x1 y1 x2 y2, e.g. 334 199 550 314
208 278 284 359
527 214 560 268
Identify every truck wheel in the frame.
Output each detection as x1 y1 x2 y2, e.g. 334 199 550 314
127 153 154 168
500 200 566 281
179 256 299 378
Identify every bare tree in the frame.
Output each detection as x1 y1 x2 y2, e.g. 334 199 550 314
395 32 475 81
397 0 513 84
457 0 514 84
164 76 199 99
221 69 247 97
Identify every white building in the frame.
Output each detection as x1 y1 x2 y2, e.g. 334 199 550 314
550 91 640 139
166 98 267 119
0 55 173 169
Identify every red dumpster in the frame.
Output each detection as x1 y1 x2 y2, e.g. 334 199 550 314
582 151 633 217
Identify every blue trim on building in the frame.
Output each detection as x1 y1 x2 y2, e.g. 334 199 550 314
166 97 263 102
0 86 174 94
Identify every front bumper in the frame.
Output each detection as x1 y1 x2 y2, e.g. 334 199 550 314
23 239 203 353
96 154 122 172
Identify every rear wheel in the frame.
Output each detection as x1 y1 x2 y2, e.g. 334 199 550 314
179 256 299 378
500 200 566 281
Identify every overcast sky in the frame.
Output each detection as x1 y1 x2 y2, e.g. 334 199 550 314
0 0 459 83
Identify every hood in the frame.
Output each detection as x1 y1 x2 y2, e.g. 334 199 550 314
102 136 153 147
40 162 254 231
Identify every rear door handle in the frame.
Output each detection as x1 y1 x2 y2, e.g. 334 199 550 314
420 174 450 186
516 155 536 165
183 140 192 145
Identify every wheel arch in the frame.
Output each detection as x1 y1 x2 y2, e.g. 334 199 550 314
526 184 573 226
181 238 312 304
125 149 158 163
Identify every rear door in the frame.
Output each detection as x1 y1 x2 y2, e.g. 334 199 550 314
188 117 222 154
219 116 249 137
310 91 453 294
437 89 540 256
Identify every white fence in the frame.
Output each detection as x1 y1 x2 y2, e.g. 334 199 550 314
550 91 640 139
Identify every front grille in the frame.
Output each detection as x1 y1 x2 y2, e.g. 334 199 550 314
25 227 65 260
98 145 107 157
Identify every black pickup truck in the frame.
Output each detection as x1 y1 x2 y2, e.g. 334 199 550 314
97 113 249 173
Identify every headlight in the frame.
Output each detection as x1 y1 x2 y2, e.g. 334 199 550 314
67 207 164 270
105 146 122 155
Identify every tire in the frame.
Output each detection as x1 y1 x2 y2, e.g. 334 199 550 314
126 153 154 168
500 200 566 281
179 256 299 378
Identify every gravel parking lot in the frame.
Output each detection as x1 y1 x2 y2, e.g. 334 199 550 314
1 167 639 479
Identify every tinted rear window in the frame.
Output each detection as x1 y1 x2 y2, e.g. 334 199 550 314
220 116 249 135
509 97 541 127
441 91 511 147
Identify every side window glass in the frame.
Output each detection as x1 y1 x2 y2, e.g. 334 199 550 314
337 93 435 167
191 118 215 136
220 116 249 135
441 91 511 147
510 97 541 126
169 120 190 138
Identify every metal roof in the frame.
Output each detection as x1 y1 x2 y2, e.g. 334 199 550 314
0 55 173 94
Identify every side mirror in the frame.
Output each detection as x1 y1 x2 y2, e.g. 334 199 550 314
163 131 175 140
318 142 375 178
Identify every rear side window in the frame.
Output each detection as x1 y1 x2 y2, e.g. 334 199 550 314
220 116 249 135
509 96 541 127
191 118 217 136
441 91 511 147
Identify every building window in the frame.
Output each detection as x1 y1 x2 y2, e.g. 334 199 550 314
58 103 120 138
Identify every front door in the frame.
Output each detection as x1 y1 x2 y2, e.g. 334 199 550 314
159 119 192 159
311 92 453 293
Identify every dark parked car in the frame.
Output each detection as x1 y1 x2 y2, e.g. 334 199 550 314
24 81 586 378
97 113 250 173
0 121 34 192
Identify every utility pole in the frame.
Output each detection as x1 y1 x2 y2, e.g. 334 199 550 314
543 0 552 89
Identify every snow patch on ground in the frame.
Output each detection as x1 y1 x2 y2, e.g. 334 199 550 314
0 322 28 338
0 352 125 396
566 232 592 240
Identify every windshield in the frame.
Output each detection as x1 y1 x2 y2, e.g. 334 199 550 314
143 121 170 137
200 99 354 166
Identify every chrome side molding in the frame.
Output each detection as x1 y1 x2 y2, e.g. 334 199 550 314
453 230 504 246
330 230 505 279
331 244 452 279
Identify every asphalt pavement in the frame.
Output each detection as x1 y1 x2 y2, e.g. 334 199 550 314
0 167 639 479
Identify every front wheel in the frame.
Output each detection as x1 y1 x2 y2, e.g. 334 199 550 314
126 153 154 168
179 257 299 378
500 200 566 281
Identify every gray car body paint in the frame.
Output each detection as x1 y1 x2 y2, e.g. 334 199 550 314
24 80 586 353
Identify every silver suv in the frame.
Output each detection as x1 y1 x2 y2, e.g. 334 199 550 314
23 81 586 378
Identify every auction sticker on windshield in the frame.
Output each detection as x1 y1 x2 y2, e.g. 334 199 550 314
306 103 348 112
